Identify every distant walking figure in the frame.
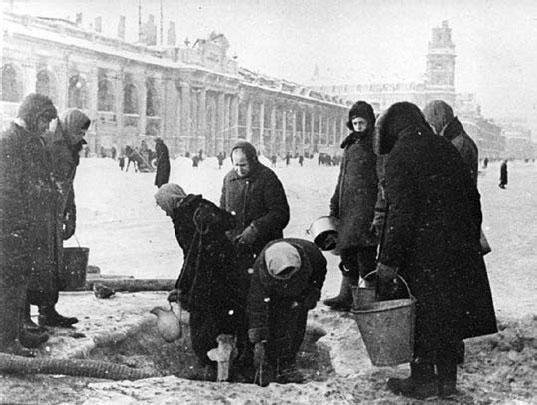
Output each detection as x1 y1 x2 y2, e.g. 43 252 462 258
499 160 508 189
154 138 171 188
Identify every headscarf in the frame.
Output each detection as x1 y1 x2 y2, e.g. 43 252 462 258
375 102 431 155
155 183 187 216
230 140 259 167
423 100 454 136
60 108 91 145
17 93 57 133
264 241 302 280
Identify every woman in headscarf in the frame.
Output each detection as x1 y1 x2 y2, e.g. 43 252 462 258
375 102 497 399
25 109 91 331
0 94 58 355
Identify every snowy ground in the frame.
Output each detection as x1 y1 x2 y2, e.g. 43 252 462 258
71 155 537 319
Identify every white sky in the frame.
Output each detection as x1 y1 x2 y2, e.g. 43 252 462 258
5 0 537 134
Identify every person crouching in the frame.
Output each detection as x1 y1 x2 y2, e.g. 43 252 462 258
247 239 327 386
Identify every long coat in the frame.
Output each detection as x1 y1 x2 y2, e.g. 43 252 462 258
154 141 171 187
247 238 327 363
379 127 497 357
330 133 378 249
0 123 59 306
220 163 290 256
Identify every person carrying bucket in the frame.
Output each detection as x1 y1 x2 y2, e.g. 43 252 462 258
323 101 380 311
374 102 497 399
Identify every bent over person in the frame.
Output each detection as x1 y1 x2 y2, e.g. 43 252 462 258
375 102 497 399
220 141 290 268
247 238 327 386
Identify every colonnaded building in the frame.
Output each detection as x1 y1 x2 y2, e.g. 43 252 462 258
1 11 352 158
311 21 517 160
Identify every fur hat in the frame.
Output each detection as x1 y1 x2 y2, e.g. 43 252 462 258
346 101 375 131
17 93 57 133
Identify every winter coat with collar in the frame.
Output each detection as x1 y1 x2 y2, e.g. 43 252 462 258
154 141 171 187
0 122 60 305
329 132 378 248
379 123 497 358
220 162 290 256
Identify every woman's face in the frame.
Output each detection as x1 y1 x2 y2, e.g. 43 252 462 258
352 117 368 132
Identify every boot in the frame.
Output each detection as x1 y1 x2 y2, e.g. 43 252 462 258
276 361 305 384
38 305 78 328
322 275 353 311
437 351 459 398
22 299 47 334
387 361 438 399
19 328 49 348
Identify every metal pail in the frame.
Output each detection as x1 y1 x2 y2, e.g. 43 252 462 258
61 247 89 291
307 216 339 254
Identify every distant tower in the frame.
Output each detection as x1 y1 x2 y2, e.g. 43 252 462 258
425 21 456 105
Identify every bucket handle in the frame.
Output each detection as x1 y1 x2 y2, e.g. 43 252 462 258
362 270 414 300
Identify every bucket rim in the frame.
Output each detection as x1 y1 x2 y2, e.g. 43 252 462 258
352 297 416 314
63 247 90 252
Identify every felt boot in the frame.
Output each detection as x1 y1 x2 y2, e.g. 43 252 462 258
322 276 353 311
387 361 438 399
38 305 78 327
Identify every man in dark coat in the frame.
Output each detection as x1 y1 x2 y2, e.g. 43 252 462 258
499 160 508 189
220 141 290 268
0 94 58 355
247 238 327 386
375 102 497 399
154 137 171 188
323 101 379 311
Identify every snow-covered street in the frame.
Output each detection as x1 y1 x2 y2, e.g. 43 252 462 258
71 156 537 319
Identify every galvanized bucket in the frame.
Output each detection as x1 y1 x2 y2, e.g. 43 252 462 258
307 215 339 254
61 247 89 291
352 275 416 366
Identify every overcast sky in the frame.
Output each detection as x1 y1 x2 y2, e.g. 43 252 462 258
5 0 537 134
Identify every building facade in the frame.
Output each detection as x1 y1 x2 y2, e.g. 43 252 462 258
1 11 350 158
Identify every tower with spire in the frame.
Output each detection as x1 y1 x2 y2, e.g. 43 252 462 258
425 20 456 105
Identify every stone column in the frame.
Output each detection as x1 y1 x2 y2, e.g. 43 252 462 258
270 105 276 156
291 111 296 156
190 89 198 150
56 54 69 111
310 111 315 150
87 66 99 153
21 62 37 97
115 67 125 148
332 116 337 148
223 95 231 153
281 110 286 155
217 92 225 154
231 94 239 144
139 76 148 138
199 88 206 154
246 99 253 142
301 110 306 154
180 82 191 152
259 102 265 153
340 116 346 145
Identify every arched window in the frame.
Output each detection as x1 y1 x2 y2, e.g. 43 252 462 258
1 64 22 102
98 80 114 112
146 77 160 117
123 83 138 114
68 73 88 108
36 69 57 103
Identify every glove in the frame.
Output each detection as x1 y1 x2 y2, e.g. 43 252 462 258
235 223 259 246
376 262 397 283
63 212 76 240
167 289 179 303
369 211 385 238
303 287 321 310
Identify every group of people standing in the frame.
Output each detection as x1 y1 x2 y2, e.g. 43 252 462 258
0 94 88 356
155 97 497 397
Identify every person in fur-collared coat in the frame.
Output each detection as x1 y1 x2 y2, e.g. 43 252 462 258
375 102 497 399
0 94 58 355
323 101 379 311
220 141 290 269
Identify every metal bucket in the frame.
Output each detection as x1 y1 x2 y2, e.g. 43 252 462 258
61 247 89 291
307 216 339 254
352 275 415 366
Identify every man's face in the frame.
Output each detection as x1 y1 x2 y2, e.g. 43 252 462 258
351 117 368 132
232 149 251 177
36 114 54 135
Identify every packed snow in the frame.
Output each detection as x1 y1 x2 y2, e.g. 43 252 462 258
69 155 537 319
